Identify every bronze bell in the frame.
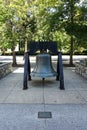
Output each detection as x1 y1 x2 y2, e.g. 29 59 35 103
31 53 57 78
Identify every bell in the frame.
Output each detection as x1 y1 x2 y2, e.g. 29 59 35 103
31 53 57 78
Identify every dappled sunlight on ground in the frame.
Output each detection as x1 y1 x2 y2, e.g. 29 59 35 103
12 67 24 73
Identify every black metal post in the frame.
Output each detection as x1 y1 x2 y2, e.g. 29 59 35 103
58 52 65 90
56 55 59 80
23 52 29 90
28 54 31 81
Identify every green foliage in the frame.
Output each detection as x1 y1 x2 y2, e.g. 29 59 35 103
65 22 87 40
0 0 87 55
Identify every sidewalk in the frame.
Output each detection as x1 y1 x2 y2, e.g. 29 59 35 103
0 56 87 129
0 66 87 104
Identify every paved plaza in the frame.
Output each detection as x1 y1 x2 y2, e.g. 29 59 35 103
0 55 87 130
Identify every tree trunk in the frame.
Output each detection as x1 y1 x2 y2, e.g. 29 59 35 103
12 45 17 66
23 37 28 60
2 48 5 55
24 37 28 53
69 36 74 65
69 0 74 65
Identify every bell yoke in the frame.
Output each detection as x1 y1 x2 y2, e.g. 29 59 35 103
23 41 64 90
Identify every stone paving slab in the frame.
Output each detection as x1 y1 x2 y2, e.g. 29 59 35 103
0 104 45 130
44 91 86 104
0 104 87 130
45 104 87 130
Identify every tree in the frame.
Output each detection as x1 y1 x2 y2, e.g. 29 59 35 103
0 0 37 65
60 0 79 65
0 0 19 65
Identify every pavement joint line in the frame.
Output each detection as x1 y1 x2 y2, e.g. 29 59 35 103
2 80 20 103
43 80 45 109
76 90 87 103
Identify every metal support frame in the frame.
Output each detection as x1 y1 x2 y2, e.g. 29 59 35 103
23 41 64 90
